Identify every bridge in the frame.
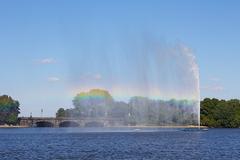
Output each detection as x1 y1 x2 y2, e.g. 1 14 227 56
19 117 125 127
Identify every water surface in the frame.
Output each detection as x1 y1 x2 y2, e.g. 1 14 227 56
0 128 239 160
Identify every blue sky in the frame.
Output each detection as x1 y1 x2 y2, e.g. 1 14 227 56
0 0 239 116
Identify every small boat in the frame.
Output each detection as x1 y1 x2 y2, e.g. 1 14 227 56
202 128 208 131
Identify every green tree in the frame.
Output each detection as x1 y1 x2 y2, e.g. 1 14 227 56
0 95 20 125
56 108 66 118
72 89 113 117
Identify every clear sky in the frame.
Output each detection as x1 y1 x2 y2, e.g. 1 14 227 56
0 0 239 116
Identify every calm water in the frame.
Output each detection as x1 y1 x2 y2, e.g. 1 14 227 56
0 128 240 160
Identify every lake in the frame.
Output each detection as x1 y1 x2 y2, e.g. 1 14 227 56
0 128 239 160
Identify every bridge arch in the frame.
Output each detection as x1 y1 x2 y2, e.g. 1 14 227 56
59 121 80 127
35 121 54 127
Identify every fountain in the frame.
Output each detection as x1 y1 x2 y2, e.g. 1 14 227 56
68 38 200 127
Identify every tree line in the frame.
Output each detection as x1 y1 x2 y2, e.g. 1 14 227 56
56 89 198 126
201 98 240 128
57 89 240 128
1 92 240 128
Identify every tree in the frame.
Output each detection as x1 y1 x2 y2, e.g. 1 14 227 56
56 108 66 118
200 98 240 128
72 89 114 117
0 95 20 125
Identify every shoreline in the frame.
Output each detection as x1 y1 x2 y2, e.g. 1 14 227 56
0 125 28 128
117 125 208 129
0 125 208 129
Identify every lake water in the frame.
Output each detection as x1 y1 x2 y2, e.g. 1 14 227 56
0 128 239 160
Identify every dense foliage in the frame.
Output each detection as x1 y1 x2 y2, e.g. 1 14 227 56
201 98 240 128
57 89 240 128
0 95 20 125
56 89 198 126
